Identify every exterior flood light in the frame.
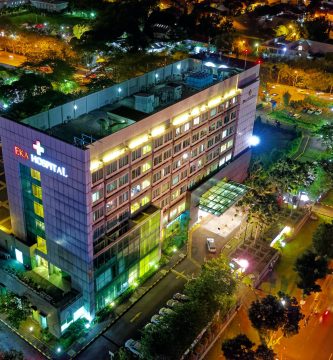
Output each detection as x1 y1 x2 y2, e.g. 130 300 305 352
249 135 260 146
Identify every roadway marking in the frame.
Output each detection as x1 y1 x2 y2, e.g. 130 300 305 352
130 312 142 323
329 353 332 360
171 269 189 280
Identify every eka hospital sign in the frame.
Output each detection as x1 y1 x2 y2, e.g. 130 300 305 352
14 141 68 178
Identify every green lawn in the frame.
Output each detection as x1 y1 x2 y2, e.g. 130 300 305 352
299 148 332 162
0 11 90 28
268 110 326 131
252 121 299 167
260 215 329 297
322 190 333 207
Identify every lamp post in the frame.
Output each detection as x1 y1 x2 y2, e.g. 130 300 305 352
255 42 259 54
244 49 248 69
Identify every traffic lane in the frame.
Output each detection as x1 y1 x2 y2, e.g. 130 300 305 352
103 270 188 346
0 322 45 360
76 334 117 360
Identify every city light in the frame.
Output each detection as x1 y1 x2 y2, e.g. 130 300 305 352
56 347 62 353
249 135 260 146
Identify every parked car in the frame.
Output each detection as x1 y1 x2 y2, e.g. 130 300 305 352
125 339 141 357
159 307 175 316
314 109 322 115
151 314 163 325
307 108 316 114
207 237 217 253
293 113 301 119
144 322 155 331
302 107 309 113
166 299 181 308
173 293 189 302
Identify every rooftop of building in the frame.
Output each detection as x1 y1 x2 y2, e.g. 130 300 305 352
20 56 256 148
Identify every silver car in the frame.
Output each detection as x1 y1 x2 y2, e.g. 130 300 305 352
125 339 141 357
159 307 175 316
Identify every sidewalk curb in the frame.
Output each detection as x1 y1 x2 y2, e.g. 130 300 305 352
0 317 51 359
71 249 189 359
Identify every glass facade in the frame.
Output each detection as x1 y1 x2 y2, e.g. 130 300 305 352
20 164 47 252
94 209 161 311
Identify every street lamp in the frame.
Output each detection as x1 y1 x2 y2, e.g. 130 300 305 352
255 42 259 53
73 104 78 118
244 49 248 69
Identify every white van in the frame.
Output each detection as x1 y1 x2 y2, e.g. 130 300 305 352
207 238 216 253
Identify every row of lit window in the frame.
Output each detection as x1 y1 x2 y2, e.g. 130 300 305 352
90 95 238 176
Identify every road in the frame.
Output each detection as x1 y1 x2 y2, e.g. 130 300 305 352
0 51 26 67
0 321 45 360
77 256 200 359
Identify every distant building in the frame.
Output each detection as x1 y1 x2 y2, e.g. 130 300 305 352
260 37 333 58
30 0 68 12
0 0 28 8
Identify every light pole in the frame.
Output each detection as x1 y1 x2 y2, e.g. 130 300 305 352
244 49 248 69
255 42 259 54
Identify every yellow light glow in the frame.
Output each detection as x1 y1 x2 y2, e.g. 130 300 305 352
90 160 102 172
151 125 165 137
208 96 222 108
102 148 125 164
224 89 237 99
200 104 207 112
172 112 189 126
191 107 200 116
128 134 149 149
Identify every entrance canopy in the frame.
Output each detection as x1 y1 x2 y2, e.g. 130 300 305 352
199 180 248 216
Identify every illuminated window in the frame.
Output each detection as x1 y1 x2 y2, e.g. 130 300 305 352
178 202 186 214
131 202 140 214
193 117 200 125
142 179 150 189
170 208 177 219
221 143 227 153
142 144 152 155
142 162 151 173
92 189 103 203
32 184 42 199
227 139 234 148
34 202 44 218
37 236 47 254
141 196 150 206
35 219 45 231
31 169 41 181
15 249 23 264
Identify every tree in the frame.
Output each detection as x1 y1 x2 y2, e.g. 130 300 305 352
269 158 316 206
141 256 237 359
73 24 92 40
313 222 333 258
282 91 291 107
0 293 32 329
305 17 330 42
185 255 237 315
222 334 255 360
0 349 24 360
294 250 329 295
248 293 304 347
222 335 276 360
255 344 276 360
316 124 333 152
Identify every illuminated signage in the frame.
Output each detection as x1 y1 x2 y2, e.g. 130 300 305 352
14 141 68 178
14 146 29 160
